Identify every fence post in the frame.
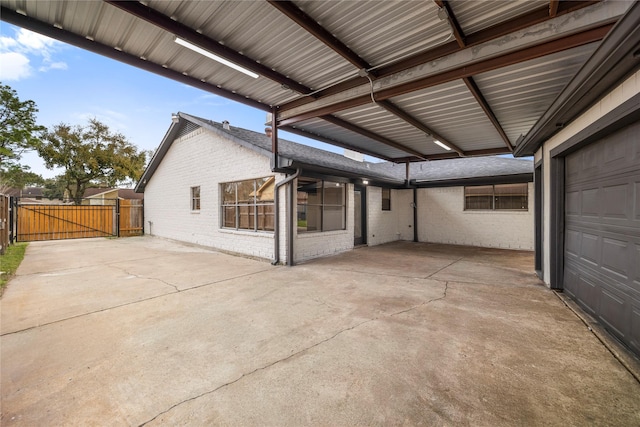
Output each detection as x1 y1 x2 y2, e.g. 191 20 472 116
116 198 120 238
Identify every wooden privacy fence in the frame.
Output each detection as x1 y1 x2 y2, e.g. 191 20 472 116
118 199 144 237
16 199 144 242
0 194 9 254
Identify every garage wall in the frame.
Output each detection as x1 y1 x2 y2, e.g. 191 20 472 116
536 69 640 285
367 187 414 246
416 185 534 250
144 127 284 261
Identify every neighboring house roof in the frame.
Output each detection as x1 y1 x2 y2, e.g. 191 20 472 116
136 112 533 192
3 187 45 198
85 188 144 199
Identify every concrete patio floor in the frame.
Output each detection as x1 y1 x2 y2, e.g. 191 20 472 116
1 237 639 426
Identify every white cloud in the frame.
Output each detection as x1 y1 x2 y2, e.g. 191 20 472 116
0 52 32 80
16 29 57 51
0 28 67 79
39 61 68 72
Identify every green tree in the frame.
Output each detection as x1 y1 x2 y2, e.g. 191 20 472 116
42 175 68 200
0 164 44 189
38 118 146 204
0 83 46 169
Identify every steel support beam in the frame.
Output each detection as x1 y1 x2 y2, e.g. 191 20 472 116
104 0 313 95
267 0 372 72
377 101 465 156
462 77 514 151
278 24 613 126
434 1 466 48
321 115 427 160
280 126 395 162
281 1 602 112
0 6 270 112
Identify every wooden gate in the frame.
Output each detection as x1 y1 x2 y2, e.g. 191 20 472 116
118 199 144 237
16 199 144 241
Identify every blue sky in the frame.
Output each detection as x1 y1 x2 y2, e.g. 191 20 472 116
0 23 345 180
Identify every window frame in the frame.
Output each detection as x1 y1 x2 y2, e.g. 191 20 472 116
220 177 275 232
190 186 201 211
464 183 528 211
297 178 347 233
381 187 391 211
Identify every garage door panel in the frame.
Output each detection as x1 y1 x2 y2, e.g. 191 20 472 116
581 188 600 216
632 305 640 354
602 237 629 279
635 182 640 220
564 119 640 356
580 232 599 265
602 184 628 219
600 288 626 337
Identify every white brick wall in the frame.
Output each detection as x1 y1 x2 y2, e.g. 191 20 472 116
417 184 534 250
144 127 285 261
367 187 414 245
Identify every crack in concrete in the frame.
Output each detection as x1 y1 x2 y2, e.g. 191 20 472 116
138 279 449 426
1 268 273 337
109 265 180 292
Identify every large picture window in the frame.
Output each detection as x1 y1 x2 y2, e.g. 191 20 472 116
221 177 275 231
297 178 346 233
464 183 528 211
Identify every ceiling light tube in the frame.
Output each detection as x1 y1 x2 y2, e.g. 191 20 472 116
433 139 451 151
174 37 259 79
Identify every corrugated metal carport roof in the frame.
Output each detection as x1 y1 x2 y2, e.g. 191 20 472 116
0 0 634 163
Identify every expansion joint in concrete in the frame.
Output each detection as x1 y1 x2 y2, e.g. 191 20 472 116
138 280 450 426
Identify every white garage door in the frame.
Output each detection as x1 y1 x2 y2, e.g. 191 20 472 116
564 120 640 355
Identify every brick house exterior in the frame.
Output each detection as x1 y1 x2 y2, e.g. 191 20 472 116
136 113 533 264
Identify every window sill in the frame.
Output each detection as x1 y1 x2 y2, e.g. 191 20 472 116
219 228 273 237
297 229 349 238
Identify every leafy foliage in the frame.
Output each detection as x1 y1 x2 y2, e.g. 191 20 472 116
0 84 46 169
0 164 44 189
38 118 146 203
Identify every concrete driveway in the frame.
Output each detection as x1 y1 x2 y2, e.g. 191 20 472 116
1 237 639 426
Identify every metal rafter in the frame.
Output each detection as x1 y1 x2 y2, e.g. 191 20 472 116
377 101 465 156
320 116 427 160
269 0 454 160
281 1 600 111
266 0 372 72
103 0 313 95
277 24 613 126
280 126 395 162
463 77 514 152
434 1 466 48
0 6 270 112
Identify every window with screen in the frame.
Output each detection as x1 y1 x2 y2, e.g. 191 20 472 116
464 183 528 211
221 177 275 231
297 178 346 233
382 188 391 211
191 186 200 211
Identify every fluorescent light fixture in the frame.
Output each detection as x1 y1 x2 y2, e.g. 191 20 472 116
174 37 259 79
433 139 451 151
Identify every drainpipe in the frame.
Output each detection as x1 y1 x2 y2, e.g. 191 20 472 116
413 188 418 242
272 168 301 265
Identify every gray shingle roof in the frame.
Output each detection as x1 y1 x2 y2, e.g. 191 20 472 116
136 112 533 192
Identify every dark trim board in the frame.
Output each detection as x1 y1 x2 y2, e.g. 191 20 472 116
534 160 543 279
547 91 640 291
412 173 533 189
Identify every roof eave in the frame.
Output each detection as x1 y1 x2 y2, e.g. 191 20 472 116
514 2 640 157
